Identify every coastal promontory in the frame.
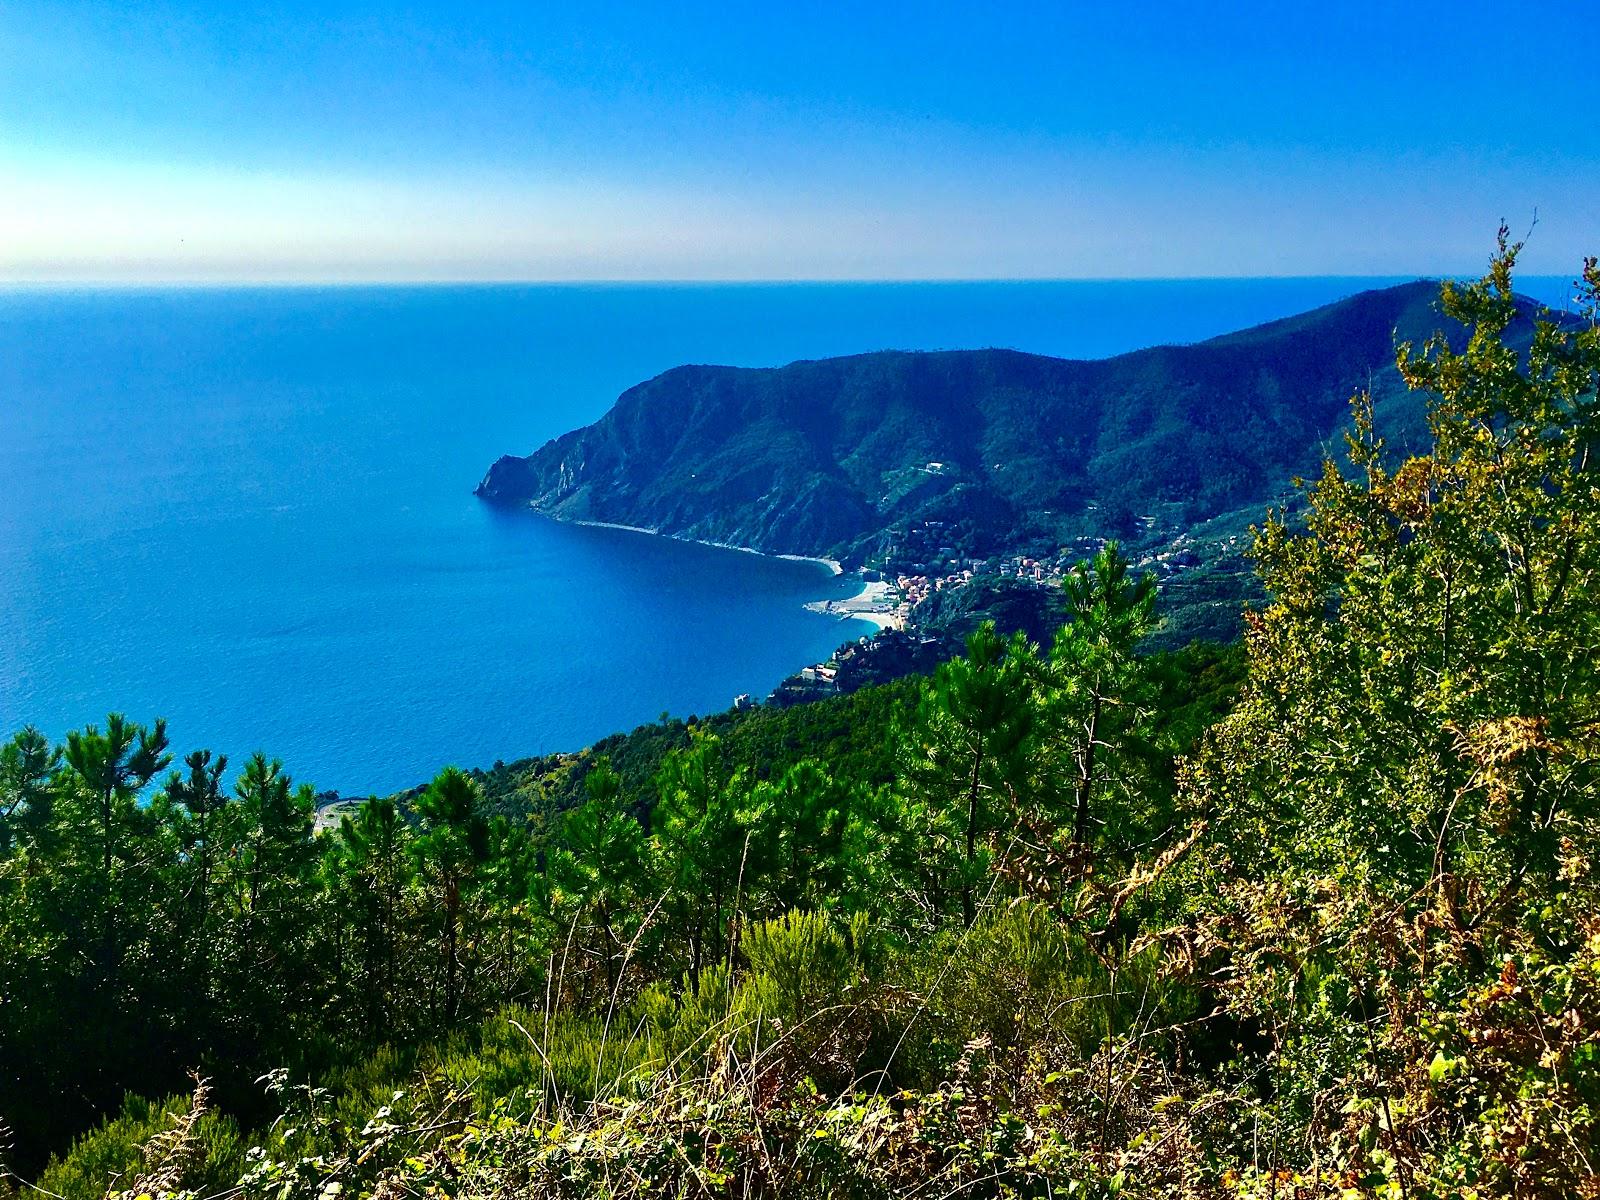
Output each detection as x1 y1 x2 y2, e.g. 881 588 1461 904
476 281 1471 567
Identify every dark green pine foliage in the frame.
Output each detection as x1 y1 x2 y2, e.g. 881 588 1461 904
412 767 491 1025
552 762 649 999
1047 542 1160 855
327 797 406 1036
902 623 1035 927
650 731 757 982
0 727 58 855
20 257 1597 1198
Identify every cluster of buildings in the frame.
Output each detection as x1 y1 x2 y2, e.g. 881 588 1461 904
893 553 1054 605
764 627 947 708
878 521 1114 577
873 522 1116 618
739 517 1235 715
1133 534 1207 576
879 516 1222 591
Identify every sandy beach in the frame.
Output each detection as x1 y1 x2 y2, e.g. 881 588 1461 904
805 578 901 630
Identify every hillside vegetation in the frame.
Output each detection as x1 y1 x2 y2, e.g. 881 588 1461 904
476 279 1552 572
3 241 1598 1198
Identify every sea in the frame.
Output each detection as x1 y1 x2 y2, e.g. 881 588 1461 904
0 276 1576 795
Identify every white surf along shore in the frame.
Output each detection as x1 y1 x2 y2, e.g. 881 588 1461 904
565 516 901 629
568 518 842 574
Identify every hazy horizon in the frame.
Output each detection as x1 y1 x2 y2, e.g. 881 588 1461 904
0 275 1583 295
3 1 1596 283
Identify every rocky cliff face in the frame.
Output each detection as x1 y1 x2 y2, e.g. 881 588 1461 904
476 282 1534 564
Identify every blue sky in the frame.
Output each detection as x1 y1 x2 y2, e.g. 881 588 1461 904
2 1 1595 281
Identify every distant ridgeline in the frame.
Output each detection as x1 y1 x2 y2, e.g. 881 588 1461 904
477 281 1554 644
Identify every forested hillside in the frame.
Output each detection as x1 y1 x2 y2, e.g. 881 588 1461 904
475 279 1557 570
3 242 1598 1198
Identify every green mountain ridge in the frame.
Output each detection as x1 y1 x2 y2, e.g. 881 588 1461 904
476 280 1519 567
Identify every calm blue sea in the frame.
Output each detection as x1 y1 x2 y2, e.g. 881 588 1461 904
0 277 1575 794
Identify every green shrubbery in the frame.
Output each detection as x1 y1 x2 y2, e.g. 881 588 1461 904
32 1091 242 1200
6 241 1600 1197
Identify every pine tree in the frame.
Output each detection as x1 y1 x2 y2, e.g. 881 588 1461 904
554 761 648 998
414 767 490 1024
1042 543 1159 863
902 622 1035 927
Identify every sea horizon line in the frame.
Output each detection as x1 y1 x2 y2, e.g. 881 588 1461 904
0 271 1478 291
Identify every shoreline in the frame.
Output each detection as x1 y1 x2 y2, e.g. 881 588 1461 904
804 578 902 631
566 516 843 575
529 504 905 656
559 511 904 628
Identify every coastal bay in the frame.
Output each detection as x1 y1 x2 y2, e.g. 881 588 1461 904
3 277 1568 794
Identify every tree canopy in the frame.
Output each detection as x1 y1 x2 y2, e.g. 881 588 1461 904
3 242 1597 1199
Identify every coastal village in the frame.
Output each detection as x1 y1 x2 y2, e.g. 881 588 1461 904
764 516 1226 707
